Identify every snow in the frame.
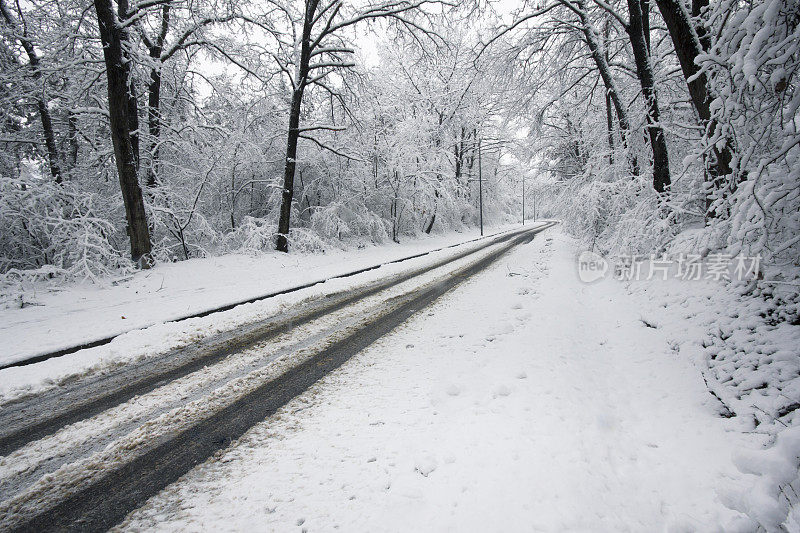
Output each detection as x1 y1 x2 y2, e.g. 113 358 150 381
0 224 522 368
622 255 800 530
0 224 544 408
0 225 544 525
116 228 773 531
0 222 556 408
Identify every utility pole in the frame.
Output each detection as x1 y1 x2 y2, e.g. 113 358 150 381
478 137 483 236
522 173 525 225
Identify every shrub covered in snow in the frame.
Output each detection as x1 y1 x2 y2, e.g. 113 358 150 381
0 176 132 293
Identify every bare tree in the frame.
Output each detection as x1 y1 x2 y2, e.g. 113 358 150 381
488 0 641 176
138 4 236 188
0 0 62 183
94 0 152 266
263 0 442 252
591 0 671 193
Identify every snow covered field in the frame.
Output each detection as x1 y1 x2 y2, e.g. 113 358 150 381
0 224 521 368
116 228 797 531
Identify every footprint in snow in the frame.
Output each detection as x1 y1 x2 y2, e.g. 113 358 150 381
492 384 511 398
515 312 533 324
415 457 438 477
596 413 618 431
497 323 515 335
445 384 462 396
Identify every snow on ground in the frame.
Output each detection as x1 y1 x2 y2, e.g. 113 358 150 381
117 228 776 532
623 262 800 529
0 233 543 523
0 224 538 404
0 224 520 367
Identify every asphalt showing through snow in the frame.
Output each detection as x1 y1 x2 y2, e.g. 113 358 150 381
0 225 548 457
0 223 554 532
0 227 535 371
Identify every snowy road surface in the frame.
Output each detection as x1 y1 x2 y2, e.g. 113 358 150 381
112 229 758 531
0 224 524 368
0 225 555 531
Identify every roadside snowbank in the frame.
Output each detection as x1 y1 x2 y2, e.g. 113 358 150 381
625 263 800 530
117 228 781 531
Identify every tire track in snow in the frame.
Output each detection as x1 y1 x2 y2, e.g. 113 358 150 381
0 224 550 457
0 224 555 532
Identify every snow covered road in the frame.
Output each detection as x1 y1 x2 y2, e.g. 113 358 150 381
115 229 759 532
0 224 556 531
0 224 525 368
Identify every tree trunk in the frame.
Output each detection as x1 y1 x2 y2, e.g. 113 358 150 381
603 20 615 164
655 0 709 118
627 0 671 193
146 67 161 187
276 86 305 253
275 0 319 252
642 0 651 51
67 110 79 171
454 126 466 196
605 90 615 164
115 0 139 169
127 82 140 169
574 1 639 175
146 4 169 188
94 0 152 266
424 213 436 234
36 98 62 184
424 190 438 234
0 2 62 183
655 0 733 209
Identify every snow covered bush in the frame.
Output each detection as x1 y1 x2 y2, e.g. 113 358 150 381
553 172 671 255
699 0 800 267
308 201 388 245
221 216 328 255
222 216 278 255
0 175 132 291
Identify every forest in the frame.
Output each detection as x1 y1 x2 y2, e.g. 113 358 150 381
0 0 797 287
1 0 800 529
